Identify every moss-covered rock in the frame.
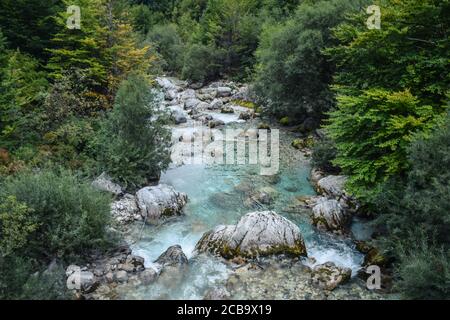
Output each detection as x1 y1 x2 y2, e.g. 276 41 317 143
195 211 307 259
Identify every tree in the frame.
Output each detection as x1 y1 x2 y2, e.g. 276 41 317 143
0 51 48 151
95 74 172 189
327 89 443 201
374 111 450 299
325 0 449 201
46 0 108 92
0 0 63 62
146 23 185 73
253 0 368 121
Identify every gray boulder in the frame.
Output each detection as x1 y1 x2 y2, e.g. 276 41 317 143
209 99 224 110
111 194 141 224
136 184 188 222
172 109 187 124
92 172 123 196
317 175 348 199
154 245 188 268
195 211 307 259
311 197 348 233
311 262 351 291
184 98 201 110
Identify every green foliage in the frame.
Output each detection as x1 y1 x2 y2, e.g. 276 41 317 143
182 43 223 82
0 196 37 258
95 74 172 189
374 112 450 299
312 135 340 173
327 89 444 200
395 237 450 300
47 0 108 91
0 51 48 150
326 0 449 201
0 168 113 261
0 0 63 62
146 24 185 73
253 0 367 121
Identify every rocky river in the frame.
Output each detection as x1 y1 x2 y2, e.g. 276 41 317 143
66 77 389 300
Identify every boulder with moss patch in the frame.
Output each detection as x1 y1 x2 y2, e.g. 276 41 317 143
195 211 307 259
136 184 187 223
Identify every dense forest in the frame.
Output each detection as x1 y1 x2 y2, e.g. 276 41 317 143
0 0 449 300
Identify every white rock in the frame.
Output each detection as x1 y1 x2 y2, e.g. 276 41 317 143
195 211 307 258
136 184 188 222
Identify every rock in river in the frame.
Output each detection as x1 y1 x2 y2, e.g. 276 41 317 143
195 211 307 259
311 262 351 291
154 245 188 268
311 197 348 233
136 184 187 223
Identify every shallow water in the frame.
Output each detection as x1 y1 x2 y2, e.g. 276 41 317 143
122 120 364 300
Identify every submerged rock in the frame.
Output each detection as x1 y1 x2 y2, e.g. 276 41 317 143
195 211 307 259
136 184 188 223
311 262 351 291
204 287 231 300
92 172 123 196
311 197 348 233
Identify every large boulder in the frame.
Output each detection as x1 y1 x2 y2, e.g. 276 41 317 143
154 245 188 268
311 197 348 233
156 77 177 91
66 266 100 294
184 98 201 110
111 194 141 224
316 175 348 199
92 172 123 196
195 211 307 259
311 262 351 291
136 184 188 222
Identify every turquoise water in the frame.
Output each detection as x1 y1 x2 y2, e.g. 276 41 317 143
123 123 363 299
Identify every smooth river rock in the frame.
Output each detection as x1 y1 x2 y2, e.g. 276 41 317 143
195 211 307 259
136 184 187 222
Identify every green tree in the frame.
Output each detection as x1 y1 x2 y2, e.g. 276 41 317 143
95 74 172 189
0 51 48 151
375 112 450 299
0 0 63 62
325 0 449 201
253 0 368 121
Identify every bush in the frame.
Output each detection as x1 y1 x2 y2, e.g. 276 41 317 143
95 74 172 189
395 237 450 300
0 168 113 261
146 24 185 73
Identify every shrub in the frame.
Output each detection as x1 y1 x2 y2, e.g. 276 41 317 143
95 74 172 189
0 168 113 261
395 236 450 300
